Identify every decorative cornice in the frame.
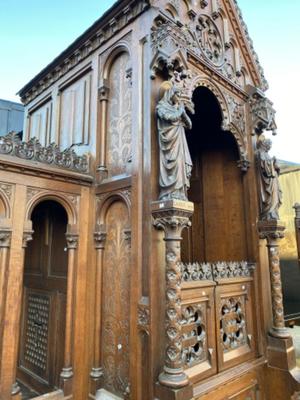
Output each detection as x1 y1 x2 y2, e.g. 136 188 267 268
0 132 89 174
225 0 268 91
19 0 150 104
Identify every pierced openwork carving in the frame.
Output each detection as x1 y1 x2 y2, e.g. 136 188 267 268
220 297 247 352
181 261 254 282
0 132 89 173
180 262 213 281
23 292 50 372
181 303 207 367
196 15 224 66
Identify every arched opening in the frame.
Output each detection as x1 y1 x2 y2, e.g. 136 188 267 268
17 200 68 398
182 86 247 263
0 196 6 218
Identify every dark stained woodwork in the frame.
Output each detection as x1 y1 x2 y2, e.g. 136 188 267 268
0 0 298 399
17 201 68 395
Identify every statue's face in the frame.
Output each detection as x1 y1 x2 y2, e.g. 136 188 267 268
264 139 272 151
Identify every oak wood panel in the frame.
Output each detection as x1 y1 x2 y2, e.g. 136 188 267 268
18 201 68 395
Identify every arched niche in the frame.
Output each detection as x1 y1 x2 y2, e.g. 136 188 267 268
0 196 6 219
182 86 248 263
17 200 69 395
99 196 131 396
103 48 132 178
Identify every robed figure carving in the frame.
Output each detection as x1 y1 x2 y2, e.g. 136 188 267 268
156 81 193 201
256 136 282 220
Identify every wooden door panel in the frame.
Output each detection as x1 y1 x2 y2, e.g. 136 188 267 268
101 200 131 397
18 201 68 395
215 280 255 371
182 283 217 383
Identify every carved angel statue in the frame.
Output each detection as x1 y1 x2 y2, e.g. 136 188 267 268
156 81 193 201
256 136 282 221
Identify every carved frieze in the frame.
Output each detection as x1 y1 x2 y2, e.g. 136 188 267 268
20 0 149 104
181 261 254 282
180 262 213 281
0 132 89 173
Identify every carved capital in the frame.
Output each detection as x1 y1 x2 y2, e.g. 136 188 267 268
247 86 277 136
258 220 285 244
66 233 79 249
152 200 194 239
123 228 131 246
98 80 110 101
94 231 106 250
0 229 12 248
22 230 34 248
237 158 250 172
138 297 150 335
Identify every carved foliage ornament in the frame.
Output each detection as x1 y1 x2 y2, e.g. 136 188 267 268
180 261 254 282
196 15 224 66
249 88 277 136
0 132 89 174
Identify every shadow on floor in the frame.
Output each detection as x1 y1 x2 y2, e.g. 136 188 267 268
17 380 39 400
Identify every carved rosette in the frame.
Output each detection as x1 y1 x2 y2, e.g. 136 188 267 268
152 200 193 388
258 220 290 338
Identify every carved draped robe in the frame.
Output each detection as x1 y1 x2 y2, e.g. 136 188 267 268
156 92 192 201
257 149 282 220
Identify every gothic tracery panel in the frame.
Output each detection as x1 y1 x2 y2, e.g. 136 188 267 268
107 52 132 177
101 200 131 397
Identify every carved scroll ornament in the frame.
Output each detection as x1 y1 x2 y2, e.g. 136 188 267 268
0 132 89 173
157 81 193 201
256 136 282 221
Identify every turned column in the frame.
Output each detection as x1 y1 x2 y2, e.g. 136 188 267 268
152 200 193 390
10 230 33 398
294 203 300 265
60 230 79 391
90 226 106 392
0 229 11 385
258 220 290 338
97 80 109 179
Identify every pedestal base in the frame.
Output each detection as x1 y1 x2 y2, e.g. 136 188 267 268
269 326 291 339
267 334 296 370
155 382 193 400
